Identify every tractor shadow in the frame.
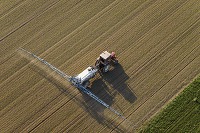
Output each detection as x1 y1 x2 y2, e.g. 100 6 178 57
100 63 137 103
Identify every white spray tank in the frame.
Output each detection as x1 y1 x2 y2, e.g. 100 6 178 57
74 66 98 85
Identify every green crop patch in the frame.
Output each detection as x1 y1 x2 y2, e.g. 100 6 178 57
140 76 200 133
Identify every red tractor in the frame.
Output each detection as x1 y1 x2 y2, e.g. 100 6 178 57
95 51 118 73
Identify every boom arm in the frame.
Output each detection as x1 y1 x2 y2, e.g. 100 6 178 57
76 84 125 119
18 48 125 119
19 48 71 81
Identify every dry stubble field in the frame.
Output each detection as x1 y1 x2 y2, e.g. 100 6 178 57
0 0 200 132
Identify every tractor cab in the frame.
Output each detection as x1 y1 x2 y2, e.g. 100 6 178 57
95 51 118 73
100 51 111 65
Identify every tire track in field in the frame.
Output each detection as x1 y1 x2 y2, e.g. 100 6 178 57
0 80 62 132
0 0 86 63
0 0 60 41
0 0 60 63
0 0 84 65
0 0 26 18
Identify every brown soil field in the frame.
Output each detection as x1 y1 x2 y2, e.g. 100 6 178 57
0 0 200 132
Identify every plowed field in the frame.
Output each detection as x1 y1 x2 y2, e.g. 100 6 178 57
0 0 200 132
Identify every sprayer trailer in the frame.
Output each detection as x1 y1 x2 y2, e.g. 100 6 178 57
72 66 98 88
